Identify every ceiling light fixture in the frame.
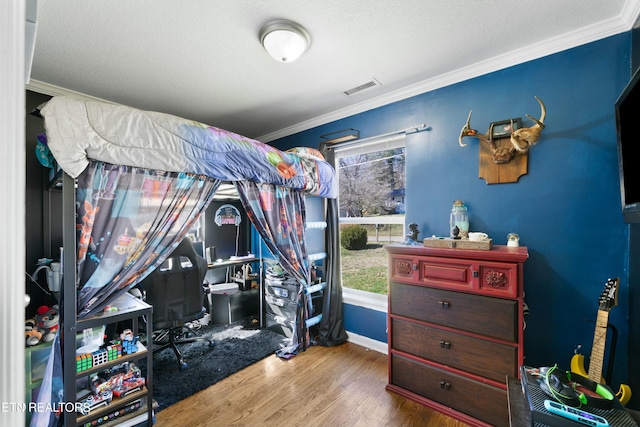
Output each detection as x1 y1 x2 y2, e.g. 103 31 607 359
259 19 311 63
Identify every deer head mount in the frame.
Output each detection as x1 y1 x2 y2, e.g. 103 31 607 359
459 96 546 164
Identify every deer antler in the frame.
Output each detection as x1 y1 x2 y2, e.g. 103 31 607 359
459 112 518 164
510 96 546 152
459 110 493 147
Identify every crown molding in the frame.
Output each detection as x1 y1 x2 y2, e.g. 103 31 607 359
25 79 115 104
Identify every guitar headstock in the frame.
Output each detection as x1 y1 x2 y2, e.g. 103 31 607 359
598 277 619 312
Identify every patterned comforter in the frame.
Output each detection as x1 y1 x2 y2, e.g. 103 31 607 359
40 96 337 198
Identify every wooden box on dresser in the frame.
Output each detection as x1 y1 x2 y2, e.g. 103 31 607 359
385 244 529 427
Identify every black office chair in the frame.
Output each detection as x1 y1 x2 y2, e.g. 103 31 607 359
139 238 214 370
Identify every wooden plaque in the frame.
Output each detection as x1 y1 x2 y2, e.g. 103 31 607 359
478 137 528 184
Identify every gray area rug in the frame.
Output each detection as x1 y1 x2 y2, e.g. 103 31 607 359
147 318 287 411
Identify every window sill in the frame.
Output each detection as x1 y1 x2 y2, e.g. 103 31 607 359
342 287 387 313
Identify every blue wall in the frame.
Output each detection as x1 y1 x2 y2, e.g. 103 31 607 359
343 304 387 342
273 34 634 393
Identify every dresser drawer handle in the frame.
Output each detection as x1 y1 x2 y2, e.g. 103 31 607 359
438 301 450 309
439 340 451 349
439 380 451 390
412 264 418 270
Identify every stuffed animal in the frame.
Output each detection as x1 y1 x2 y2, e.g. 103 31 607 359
25 305 59 346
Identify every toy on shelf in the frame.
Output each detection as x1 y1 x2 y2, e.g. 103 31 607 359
25 305 59 347
76 343 122 373
89 361 146 399
117 329 141 355
78 399 142 427
77 390 113 415
75 328 142 373
77 361 146 416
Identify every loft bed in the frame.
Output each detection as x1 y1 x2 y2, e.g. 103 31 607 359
32 96 347 427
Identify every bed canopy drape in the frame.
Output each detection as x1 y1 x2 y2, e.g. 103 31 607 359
75 161 222 319
31 96 346 427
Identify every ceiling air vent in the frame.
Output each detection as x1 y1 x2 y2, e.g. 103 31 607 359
343 79 381 96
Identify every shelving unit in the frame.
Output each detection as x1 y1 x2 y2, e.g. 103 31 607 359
59 172 154 427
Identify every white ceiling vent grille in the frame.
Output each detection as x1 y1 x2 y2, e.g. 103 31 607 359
343 79 381 96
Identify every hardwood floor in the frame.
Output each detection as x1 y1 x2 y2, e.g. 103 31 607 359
155 341 471 427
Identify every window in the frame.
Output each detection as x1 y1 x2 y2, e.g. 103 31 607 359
333 135 406 303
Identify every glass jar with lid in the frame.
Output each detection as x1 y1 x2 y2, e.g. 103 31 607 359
449 200 469 239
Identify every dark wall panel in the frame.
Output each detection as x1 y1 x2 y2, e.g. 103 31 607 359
25 91 58 318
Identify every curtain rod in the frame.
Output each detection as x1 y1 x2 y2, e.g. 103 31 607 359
324 123 430 150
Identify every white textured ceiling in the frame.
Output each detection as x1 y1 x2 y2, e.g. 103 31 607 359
28 0 640 141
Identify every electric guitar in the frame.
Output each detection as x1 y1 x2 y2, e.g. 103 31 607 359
570 277 632 405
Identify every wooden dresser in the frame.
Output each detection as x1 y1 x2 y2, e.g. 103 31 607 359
385 244 529 427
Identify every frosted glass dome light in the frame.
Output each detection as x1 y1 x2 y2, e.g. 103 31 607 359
259 20 311 63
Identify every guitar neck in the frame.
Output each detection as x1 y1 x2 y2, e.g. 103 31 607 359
588 309 609 382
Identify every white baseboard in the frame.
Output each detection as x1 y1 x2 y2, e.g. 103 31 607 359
346 331 388 355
